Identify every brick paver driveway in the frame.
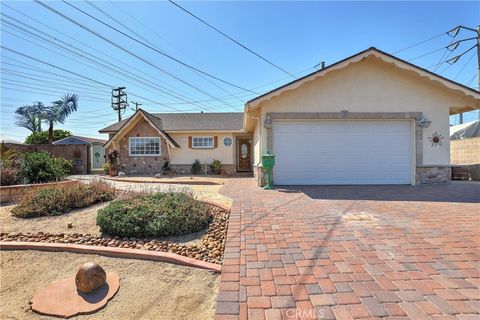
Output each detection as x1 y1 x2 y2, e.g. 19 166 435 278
215 179 480 320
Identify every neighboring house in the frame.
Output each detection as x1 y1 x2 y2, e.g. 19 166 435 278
100 47 480 185
53 135 107 172
450 120 480 165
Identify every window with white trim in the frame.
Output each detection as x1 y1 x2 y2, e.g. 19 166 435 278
192 137 214 148
129 137 160 156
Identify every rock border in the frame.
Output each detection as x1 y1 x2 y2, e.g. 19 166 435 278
1 200 230 272
0 242 221 272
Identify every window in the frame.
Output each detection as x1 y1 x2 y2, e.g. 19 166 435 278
192 137 214 148
129 137 160 156
223 137 232 147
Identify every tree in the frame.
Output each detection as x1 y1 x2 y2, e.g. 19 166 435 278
42 93 78 144
25 130 72 144
15 102 45 133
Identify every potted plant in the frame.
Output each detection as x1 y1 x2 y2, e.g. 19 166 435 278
107 150 119 176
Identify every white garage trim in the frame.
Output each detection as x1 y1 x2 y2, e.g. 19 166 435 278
272 119 415 185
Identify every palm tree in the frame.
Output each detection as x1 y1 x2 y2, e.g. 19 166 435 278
15 102 44 133
43 94 79 143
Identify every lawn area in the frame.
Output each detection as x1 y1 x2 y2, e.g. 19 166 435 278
0 251 219 320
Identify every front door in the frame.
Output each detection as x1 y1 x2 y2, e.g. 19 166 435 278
237 139 252 172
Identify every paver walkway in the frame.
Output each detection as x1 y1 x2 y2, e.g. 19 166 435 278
215 179 480 319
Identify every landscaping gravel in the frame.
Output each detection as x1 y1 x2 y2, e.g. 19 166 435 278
0 205 229 264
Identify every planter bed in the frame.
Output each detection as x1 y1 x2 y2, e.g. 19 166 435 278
0 180 78 204
0 203 229 265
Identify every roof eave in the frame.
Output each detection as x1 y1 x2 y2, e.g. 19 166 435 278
246 47 480 109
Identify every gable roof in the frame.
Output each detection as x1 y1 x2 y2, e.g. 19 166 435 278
104 109 180 148
53 135 107 145
246 47 480 110
99 112 244 133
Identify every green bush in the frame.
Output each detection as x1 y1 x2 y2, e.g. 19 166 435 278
191 159 201 175
11 181 115 218
25 130 71 144
210 159 222 175
96 192 212 238
18 152 72 184
103 162 111 175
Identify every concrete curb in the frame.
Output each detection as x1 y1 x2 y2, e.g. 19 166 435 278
100 176 221 185
0 242 221 273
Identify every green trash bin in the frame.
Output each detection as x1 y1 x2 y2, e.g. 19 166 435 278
261 151 275 190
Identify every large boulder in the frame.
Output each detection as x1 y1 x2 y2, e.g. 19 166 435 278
75 262 106 293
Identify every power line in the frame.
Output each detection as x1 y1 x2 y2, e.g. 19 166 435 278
407 46 447 61
1 18 238 113
392 32 447 54
90 0 245 104
60 0 257 94
168 0 294 78
1 2 212 103
453 51 476 80
35 0 249 108
0 19 219 113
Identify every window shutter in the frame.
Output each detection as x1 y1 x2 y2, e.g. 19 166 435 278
188 136 192 148
214 136 218 148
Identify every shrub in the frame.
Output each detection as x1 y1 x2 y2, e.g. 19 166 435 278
96 192 212 238
25 130 71 144
0 167 17 186
11 181 115 218
191 159 201 175
18 152 72 184
103 162 111 175
210 159 222 175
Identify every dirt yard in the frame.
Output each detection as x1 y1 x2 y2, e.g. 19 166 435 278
0 251 219 320
0 203 108 236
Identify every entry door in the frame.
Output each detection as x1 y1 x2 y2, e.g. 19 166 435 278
273 120 412 185
237 139 252 171
90 144 105 170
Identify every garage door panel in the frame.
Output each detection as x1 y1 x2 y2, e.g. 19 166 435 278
273 120 412 185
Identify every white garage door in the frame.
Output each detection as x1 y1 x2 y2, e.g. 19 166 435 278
273 120 412 185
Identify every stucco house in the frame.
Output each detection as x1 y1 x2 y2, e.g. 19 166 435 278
99 47 480 185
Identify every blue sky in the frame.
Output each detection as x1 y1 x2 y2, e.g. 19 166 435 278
1 1 479 142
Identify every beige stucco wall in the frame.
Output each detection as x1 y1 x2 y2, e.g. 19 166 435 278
251 58 477 167
451 137 480 165
168 132 235 165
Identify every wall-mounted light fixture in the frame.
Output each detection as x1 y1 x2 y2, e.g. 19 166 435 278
264 115 272 129
417 116 432 128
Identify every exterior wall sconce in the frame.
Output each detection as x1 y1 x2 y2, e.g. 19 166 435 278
264 115 272 129
417 116 432 128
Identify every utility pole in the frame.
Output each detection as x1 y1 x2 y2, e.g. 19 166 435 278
446 25 480 124
131 101 142 112
111 87 128 122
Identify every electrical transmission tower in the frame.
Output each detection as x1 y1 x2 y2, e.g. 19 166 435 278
111 87 128 122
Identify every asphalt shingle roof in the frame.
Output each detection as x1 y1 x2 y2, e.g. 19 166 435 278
99 112 244 133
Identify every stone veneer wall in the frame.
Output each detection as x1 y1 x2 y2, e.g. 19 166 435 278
115 118 169 175
0 180 79 204
416 166 451 184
